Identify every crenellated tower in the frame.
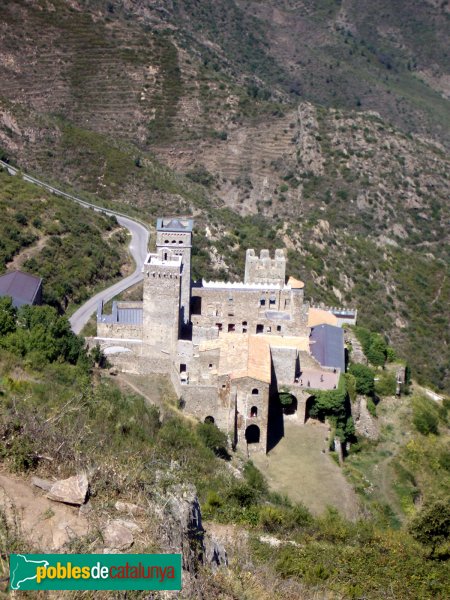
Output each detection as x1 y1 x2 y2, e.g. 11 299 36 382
244 249 286 286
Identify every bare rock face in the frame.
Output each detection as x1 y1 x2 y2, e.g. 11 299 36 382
156 482 228 596
103 519 135 551
46 473 89 506
204 532 228 570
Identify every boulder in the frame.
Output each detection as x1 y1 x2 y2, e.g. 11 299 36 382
46 473 89 506
103 520 134 551
31 477 53 492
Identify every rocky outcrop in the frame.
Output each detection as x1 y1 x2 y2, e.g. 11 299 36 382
155 482 227 595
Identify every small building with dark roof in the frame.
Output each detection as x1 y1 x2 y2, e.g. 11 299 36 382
309 324 345 373
0 270 42 308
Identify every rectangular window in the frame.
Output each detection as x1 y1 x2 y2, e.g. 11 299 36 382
180 364 187 373
277 325 282 332
191 296 202 315
256 324 264 334
216 323 223 331
260 299 266 307
228 324 236 332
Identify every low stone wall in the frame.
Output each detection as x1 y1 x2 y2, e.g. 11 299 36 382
97 322 143 340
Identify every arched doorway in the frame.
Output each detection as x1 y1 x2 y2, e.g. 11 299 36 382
283 395 298 415
204 416 215 424
250 406 258 417
279 391 297 415
304 395 317 423
245 424 260 444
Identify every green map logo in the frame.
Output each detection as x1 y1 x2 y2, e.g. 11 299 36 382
9 554 182 591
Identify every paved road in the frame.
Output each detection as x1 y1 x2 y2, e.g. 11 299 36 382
69 214 148 334
0 159 149 334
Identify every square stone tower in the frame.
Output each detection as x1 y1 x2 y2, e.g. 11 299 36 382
244 249 286 286
156 218 193 325
142 253 182 355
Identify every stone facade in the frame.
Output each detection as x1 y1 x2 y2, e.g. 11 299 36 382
96 218 353 454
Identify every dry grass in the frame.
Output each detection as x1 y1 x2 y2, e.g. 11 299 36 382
252 419 359 519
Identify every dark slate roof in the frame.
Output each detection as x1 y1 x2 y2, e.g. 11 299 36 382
157 217 194 232
309 324 345 372
117 307 143 325
0 271 42 307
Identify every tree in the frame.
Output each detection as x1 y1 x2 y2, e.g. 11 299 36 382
348 364 375 395
366 334 387 367
0 296 16 336
409 499 450 557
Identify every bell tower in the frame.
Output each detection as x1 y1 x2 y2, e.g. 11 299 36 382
156 217 193 326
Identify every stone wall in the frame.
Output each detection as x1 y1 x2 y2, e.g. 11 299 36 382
97 322 143 340
190 285 307 338
271 346 298 384
233 376 269 454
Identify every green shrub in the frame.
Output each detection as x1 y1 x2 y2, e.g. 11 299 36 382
366 397 377 417
196 421 228 457
412 397 439 436
409 499 450 556
259 505 285 532
349 363 375 395
375 371 397 396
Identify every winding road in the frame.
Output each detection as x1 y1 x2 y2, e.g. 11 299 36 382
0 160 149 334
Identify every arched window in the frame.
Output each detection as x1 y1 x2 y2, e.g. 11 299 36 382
178 240 183 244
252 388 259 395
250 406 258 417
204 416 215 424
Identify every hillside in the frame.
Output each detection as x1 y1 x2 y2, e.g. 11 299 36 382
0 168 129 312
0 0 448 393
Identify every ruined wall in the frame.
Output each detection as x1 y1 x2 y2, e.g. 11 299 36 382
271 346 298 385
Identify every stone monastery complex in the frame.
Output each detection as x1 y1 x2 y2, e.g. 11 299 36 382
96 218 357 454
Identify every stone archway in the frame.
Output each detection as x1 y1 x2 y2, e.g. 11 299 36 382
204 416 215 424
283 395 298 415
245 424 260 444
304 395 317 423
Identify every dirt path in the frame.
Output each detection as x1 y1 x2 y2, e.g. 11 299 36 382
252 420 360 520
6 235 50 270
0 472 88 551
